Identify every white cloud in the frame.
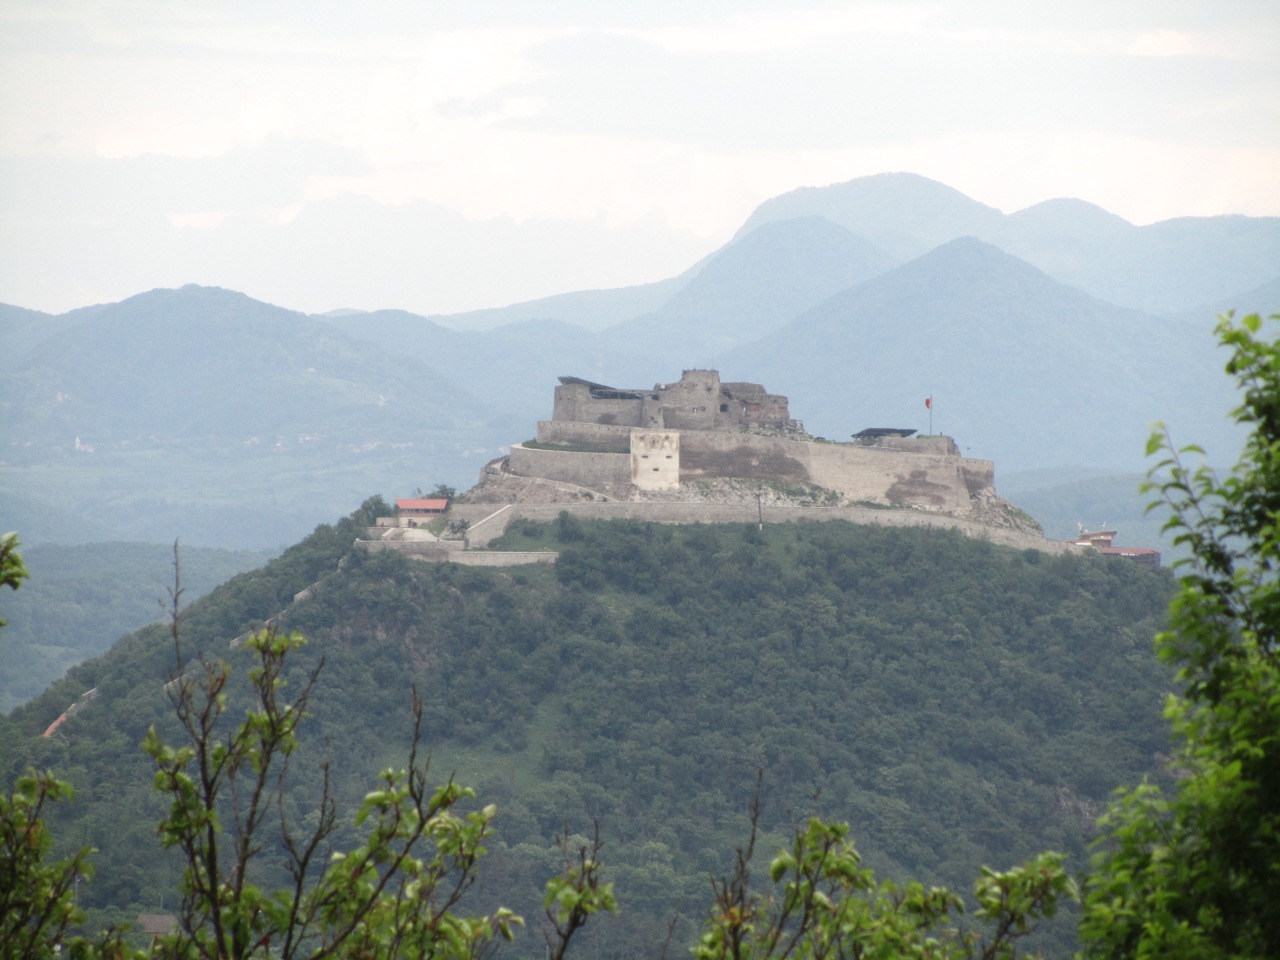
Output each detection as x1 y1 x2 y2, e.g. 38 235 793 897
1127 28 1199 57
0 0 1277 314
621 5 930 55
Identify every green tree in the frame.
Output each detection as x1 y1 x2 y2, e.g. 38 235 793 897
145 625 614 959
0 771 100 960
1080 312 1280 958
414 485 456 501
0 532 613 960
1 531 29 626
692 795 1073 960
1 535 116 960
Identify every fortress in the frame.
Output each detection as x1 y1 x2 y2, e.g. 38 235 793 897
502 369 1002 515
362 369 1076 562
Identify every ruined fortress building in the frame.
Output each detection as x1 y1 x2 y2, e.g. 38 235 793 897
366 369 1061 562
504 369 1001 516
553 369 801 434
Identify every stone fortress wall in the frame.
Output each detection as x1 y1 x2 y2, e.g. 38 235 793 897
363 368 1075 567
551 369 798 433
444 500 1079 556
517 369 998 514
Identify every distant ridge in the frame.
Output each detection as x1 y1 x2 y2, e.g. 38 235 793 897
736 172 1280 314
3 171 1274 550
738 172 1004 260
607 216 897 357
722 237 1242 472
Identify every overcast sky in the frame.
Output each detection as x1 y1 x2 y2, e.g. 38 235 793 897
1 0 1277 316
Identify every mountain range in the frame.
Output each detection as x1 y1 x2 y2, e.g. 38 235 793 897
2 171 1275 549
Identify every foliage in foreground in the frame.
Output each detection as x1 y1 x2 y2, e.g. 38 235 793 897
3 622 1074 960
0 530 29 621
6 497 1170 957
4 624 614 960
692 796 1072 960
1080 313 1280 958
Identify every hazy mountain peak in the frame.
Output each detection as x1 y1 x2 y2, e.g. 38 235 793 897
605 213 897 356
738 172 1005 260
1006 198 1134 236
889 234 1057 285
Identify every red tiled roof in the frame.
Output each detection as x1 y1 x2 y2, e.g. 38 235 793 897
395 498 449 511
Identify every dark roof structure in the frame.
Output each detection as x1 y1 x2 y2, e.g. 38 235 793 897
853 428 918 439
557 375 644 401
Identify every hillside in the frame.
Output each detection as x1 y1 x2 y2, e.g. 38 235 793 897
607 216 897 357
0 505 1176 957
0 286 519 547
0 541 276 712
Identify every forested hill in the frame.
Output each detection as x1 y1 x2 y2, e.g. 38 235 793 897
0 503 1176 957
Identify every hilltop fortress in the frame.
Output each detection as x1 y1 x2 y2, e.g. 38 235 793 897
501 369 1002 515
360 369 1084 562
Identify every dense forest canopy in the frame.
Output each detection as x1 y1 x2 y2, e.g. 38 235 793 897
0 504 1176 957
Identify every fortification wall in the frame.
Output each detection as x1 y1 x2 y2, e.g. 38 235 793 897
508 443 631 488
459 500 1078 556
356 540 462 559
553 382 665 427
862 435 960 455
449 551 557 567
674 431 994 511
536 420 632 448
357 537 556 566
523 426 996 512
799 441 993 512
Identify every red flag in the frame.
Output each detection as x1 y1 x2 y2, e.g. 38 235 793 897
925 397 932 409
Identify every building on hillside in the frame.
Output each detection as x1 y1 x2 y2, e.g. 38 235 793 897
552 369 801 434
1069 529 1161 567
504 368 1009 518
394 498 450 527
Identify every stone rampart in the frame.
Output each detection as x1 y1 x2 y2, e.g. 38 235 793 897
864 434 960 455
450 551 558 567
508 443 631 488
358 538 557 566
672 431 995 511
458 500 1077 555
535 420 632 448
529 424 993 512
355 539 463 559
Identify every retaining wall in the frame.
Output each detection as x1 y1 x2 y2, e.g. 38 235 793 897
526 424 994 512
449 551 558 567
356 539 462 559
673 431 995 511
459 500 1080 556
508 443 631 488
535 420 632 448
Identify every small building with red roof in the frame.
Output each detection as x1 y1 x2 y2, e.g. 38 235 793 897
1069 529 1161 567
393 498 450 527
